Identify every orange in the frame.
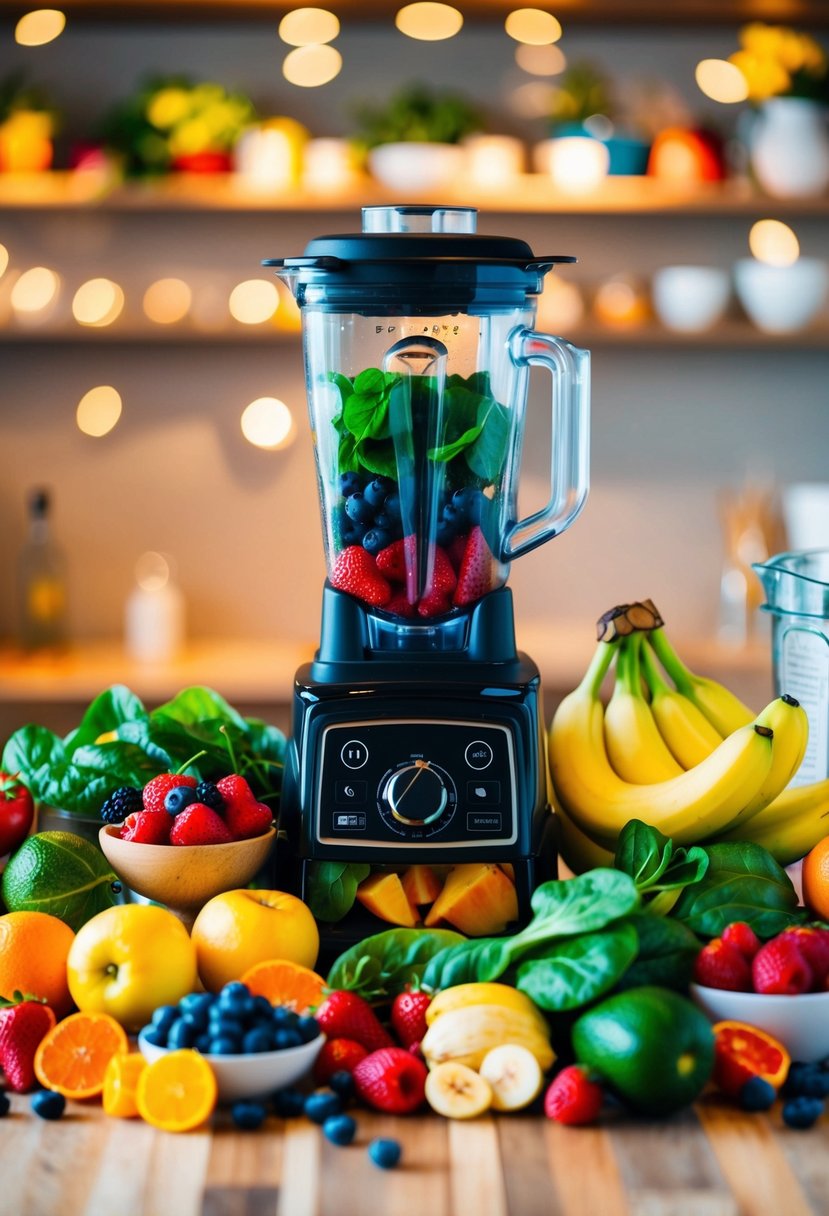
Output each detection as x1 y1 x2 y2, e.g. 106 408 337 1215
0 910 75 1017
240 959 327 1013
34 1011 128 1099
191 889 319 993
802 836 829 921
712 1020 790 1097
103 1052 147 1118
136 1049 217 1133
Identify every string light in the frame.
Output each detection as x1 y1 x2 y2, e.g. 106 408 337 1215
76 385 122 437
143 278 193 324
241 397 295 450
282 44 342 87
10 266 59 314
749 219 800 267
14 8 65 46
395 3 463 41
505 8 562 45
695 59 749 104
278 7 340 46
515 43 566 76
0 245 9 279
71 278 124 327
229 279 279 324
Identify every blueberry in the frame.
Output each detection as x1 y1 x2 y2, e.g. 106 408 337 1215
242 1028 274 1054
275 1028 303 1051
253 996 274 1019
328 1071 355 1101
436 519 456 546
442 503 463 528
151 1004 179 1035
341 521 368 547
180 992 214 1019
167 1018 195 1049
739 1076 777 1111
786 1063 829 1098
368 1138 401 1169
222 982 250 998
782 1096 825 1129
273 1087 305 1118
323 1114 357 1146
232 1101 268 1131
0 1093 10 1117
383 493 401 521
272 1007 299 1028
339 472 363 498
345 492 375 525
195 1033 212 1053
364 478 392 508
31 1090 65 1121
305 1090 343 1124
210 1015 244 1041
373 511 393 532
297 1015 320 1044
218 991 250 1018
453 487 483 524
182 1009 210 1034
208 1035 241 1055
164 785 198 815
362 528 392 556
140 1026 167 1048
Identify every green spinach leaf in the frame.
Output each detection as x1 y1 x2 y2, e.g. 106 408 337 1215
671 841 802 939
328 927 465 1000
615 914 700 992
64 684 148 751
465 399 510 483
306 862 371 923
2 725 66 787
516 923 639 1011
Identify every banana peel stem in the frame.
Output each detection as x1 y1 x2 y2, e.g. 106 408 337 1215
581 637 619 700
648 628 694 695
640 635 670 699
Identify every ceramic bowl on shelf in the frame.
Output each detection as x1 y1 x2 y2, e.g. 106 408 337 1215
690 983 829 1063
98 824 276 929
137 1026 324 1102
652 265 730 333
367 141 466 192
733 257 829 334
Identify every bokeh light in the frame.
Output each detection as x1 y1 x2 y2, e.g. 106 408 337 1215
395 3 463 40
749 219 800 267
72 278 125 327
10 266 59 314
507 81 558 119
143 278 193 325
0 244 9 279
241 397 295 450
229 279 280 324
515 42 566 76
505 8 562 45
14 8 65 46
135 550 170 592
76 385 122 437
695 58 749 104
278 7 340 46
282 44 342 86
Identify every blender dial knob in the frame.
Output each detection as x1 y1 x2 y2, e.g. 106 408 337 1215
384 762 448 827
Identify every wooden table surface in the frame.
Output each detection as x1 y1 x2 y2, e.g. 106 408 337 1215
2 1091 828 1216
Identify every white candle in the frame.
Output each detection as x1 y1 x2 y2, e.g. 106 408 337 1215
125 552 185 664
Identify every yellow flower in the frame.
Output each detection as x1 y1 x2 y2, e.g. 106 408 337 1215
147 88 192 131
169 116 213 157
740 23 786 58
729 50 791 103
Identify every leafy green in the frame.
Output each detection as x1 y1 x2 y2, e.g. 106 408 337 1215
615 914 700 992
516 923 639 1012
306 862 371 923
614 818 709 903
670 842 802 939
351 84 484 150
327 927 465 1000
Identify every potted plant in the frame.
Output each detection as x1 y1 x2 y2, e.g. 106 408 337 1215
351 84 484 191
535 63 651 179
0 73 58 173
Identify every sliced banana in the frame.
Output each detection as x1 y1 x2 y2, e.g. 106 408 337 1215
425 1061 493 1120
478 1044 543 1112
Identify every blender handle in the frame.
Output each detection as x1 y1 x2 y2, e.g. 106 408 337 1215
501 328 590 562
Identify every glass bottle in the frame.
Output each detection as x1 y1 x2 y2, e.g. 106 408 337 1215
18 488 68 650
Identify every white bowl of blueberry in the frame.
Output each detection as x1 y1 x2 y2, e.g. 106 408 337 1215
138 981 325 1102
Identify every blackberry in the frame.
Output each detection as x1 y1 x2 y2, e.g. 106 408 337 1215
100 785 142 824
195 781 225 812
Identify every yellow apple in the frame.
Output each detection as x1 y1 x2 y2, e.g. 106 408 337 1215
67 904 198 1031
191 888 320 993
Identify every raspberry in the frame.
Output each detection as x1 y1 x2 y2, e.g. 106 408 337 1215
693 938 752 991
142 773 198 814
100 785 142 825
722 922 761 960
544 1065 604 1125
752 937 813 995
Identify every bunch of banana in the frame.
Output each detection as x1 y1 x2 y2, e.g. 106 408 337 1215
550 605 829 871
421 982 553 1116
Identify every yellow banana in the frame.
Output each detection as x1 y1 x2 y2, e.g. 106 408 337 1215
548 640 775 849
718 776 829 866
603 634 683 783
640 637 723 767
421 1004 555 1073
739 694 809 820
425 983 545 1030
648 627 755 735
555 801 616 875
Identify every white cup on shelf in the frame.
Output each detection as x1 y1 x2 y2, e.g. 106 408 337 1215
734 257 829 333
651 265 730 333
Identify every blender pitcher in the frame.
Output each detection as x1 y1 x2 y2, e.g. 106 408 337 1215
754 549 829 784
268 205 589 648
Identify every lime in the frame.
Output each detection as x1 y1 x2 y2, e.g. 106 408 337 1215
1 831 119 932
571 985 714 1116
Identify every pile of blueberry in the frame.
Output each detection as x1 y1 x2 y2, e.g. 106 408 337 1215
780 1059 829 1129
141 982 321 1055
337 473 486 554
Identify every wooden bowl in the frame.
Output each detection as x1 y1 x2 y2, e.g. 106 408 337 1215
99 824 277 929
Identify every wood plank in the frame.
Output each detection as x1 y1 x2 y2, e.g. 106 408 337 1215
275 1120 319 1216
448 1119 509 1216
546 1122 629 1216
81 1117 157 1216
318 1113 450 1216
497 1116 559 1216
13 1105 105 1216
773 1120 829 1216
143 1124 212 1216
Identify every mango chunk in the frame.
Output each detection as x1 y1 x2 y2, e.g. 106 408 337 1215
498 862 516 883
401 864 443 907
424 863 518 936
356 871 419 928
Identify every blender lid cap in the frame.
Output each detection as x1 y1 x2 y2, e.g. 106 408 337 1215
263 233 575 272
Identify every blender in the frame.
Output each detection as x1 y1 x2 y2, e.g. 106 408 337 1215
266 205 589 954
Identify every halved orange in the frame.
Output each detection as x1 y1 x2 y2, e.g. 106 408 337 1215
712 1020 791 1097
240 958 327 1013
103 1052 147 1118
34 1011 128 1099
136 1049 217 1133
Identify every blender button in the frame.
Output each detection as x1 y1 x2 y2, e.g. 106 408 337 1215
340 740 369 769
335 780 367 803
467 780 501 804
465 740 494 770
334 812 367 831
467 812 502 833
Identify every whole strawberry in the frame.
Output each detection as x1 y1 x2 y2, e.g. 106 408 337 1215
453 527 493 607
544 1065 604 1125
142 773 197 814
315 991 394 1053
722 922 761 961
216 775 273 841
753 936 813 995
391 987 431 1049
352 1047 427 1114
781 927 829 989
330 547 391 607
170 803 234 846
313 1037 368 1086
693 938 752 991
120 810 171 844
0 994 56 1092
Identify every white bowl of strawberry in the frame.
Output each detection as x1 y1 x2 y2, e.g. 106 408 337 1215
691 922 829 1063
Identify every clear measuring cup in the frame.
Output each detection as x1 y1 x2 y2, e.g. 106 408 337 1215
753 549 829 785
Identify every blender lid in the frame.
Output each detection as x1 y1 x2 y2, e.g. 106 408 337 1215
264 233 575 273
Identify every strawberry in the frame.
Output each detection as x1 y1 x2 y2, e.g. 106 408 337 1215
120 810 171 844
216 774 273 840
375 537 414 584
390 988 431 1049
352 1047 427 1114
544 1065 604 1125
0 994 56 1092
446 532 468 573
313 1037 369 1085
315 991 394 1053
416 589 452 618
425 546 457 596
753 936 813 995
452 526 494 607
169 803 234 846
780 927 829 989
385 592 416 619
693 938 752 991
142 773 197 814
722 922 761 960
330 546 391 607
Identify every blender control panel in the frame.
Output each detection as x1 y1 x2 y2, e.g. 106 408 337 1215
315 719 517 848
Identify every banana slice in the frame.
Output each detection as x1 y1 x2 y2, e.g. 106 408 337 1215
425 1061 493 1120
478 1044 543 1112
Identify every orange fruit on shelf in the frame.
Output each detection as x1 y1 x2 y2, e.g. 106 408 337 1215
136 1049 217 1133
801 836 829 921
240 959 327 1013
0 910 75 1017
34 1011 128 1099
102 1052 147 1118
712 1020 791 1098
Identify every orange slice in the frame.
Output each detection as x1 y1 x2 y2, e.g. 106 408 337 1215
103 1052 147 1118
136 1049 217 1133
240 958 327 1014
34 1011 128 1099
712 1020 791 1097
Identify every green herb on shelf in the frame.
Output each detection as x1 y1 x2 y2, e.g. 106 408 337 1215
350 84 484 154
